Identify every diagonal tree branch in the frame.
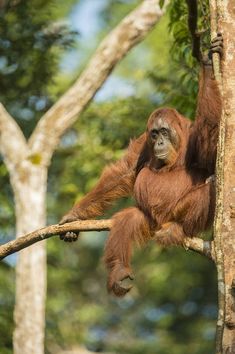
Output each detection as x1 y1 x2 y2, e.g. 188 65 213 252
0 0 168 170
28 0 168 166
0 103 27 173
0 219 214 261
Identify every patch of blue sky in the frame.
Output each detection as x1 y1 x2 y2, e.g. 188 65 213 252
70 0 107 39
60 0 107 73
61 0 141 102
95 76 135 101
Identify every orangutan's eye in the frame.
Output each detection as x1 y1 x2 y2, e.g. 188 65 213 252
151 129 158 139
160 128 168 136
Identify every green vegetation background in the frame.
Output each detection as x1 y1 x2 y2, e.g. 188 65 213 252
0 1 216 353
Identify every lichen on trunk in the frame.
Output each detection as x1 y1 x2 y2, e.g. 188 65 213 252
210 0 235 352
12 167 47 354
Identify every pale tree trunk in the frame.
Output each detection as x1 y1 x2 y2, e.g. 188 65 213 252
12 166 47 354
210 0 235 353
0 1 167 353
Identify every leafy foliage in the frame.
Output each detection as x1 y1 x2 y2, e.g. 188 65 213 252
0 0 78 234
148 0 211 119
0 0 77 352
0 0 78 135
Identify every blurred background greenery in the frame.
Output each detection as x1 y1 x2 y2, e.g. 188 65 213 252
0 0 216 353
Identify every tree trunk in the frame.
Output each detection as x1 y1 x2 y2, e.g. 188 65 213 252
12 165 47 354
212 1 235 352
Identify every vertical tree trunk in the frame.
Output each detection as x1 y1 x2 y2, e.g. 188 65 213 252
12 165 47 354
212 1 235 352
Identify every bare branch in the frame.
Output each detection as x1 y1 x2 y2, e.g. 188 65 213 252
0 219 213 260
184 236 215 260
0 220 111 260
0 103 27 172
28 0 168 166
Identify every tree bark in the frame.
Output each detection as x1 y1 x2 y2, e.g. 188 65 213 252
210 1 235 352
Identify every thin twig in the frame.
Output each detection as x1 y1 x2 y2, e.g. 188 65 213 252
0 219 213 260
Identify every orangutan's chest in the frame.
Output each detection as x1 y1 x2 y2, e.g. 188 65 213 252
133 167 193 213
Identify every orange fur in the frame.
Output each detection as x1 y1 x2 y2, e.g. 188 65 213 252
104 207 152 296
65 134 146 220
61 64 221 297
153 222 186 246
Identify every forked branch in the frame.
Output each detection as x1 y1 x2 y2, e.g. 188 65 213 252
28 0 168 167
0 103 27 173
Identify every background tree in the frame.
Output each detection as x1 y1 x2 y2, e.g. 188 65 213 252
0 1 78 353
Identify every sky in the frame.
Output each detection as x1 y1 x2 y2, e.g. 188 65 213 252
62 0 136 101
